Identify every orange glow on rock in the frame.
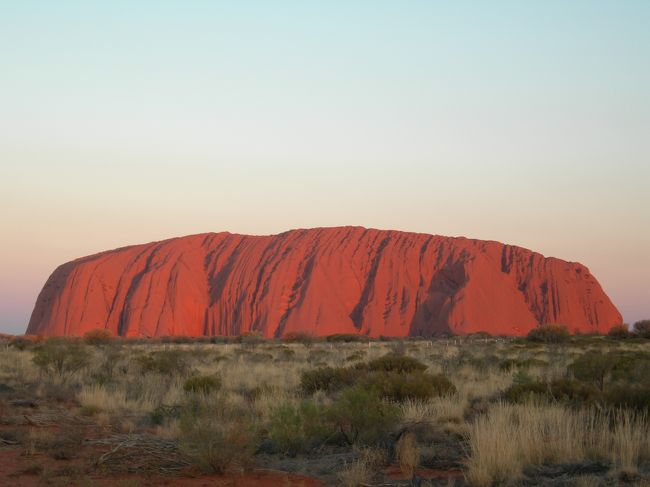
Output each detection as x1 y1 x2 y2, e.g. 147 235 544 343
27 227 622 337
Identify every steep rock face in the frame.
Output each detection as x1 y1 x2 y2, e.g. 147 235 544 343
27 227 622 337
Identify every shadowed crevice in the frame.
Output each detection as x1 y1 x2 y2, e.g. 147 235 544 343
349 236 391 330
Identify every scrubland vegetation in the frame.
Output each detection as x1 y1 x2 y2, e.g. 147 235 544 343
0 323 649 486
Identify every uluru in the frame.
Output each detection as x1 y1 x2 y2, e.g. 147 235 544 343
26 227 622 338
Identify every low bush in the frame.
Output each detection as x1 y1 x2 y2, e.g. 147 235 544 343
466 354 501 371
236 331 266 347
276 348 296 361
503 381 548 403
526 324 569 343
300 354 454 402
268 401 329 455
604 384 650 411
607 324 632 339
307 349 332 364
136 350 189 375
83 328 113 346
503 379 600 406
345 351 366 362
608 351 650 385
150 404 183 426
9 337 34 350
365 354 427 374
633 320 650 338
281 331 315 347
179 399 259 473
363 371 456 402
569 351 613 391
183 375 221 394
326 386 399 445
209 336 232 344
498 358 548 371
325 334 365 343
300 366 358 395
248 352 274 363
32 338 91 378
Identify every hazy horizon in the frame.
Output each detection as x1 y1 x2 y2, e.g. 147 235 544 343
1 1 649 334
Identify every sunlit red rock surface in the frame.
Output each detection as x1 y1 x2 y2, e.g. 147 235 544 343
27 227 621 337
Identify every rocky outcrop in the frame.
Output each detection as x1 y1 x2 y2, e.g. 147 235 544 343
26 227 622 337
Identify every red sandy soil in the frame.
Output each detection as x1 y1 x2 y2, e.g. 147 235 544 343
27 226 621 338
0 426 322 487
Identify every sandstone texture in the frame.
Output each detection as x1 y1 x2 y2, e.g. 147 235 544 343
27 227 622 337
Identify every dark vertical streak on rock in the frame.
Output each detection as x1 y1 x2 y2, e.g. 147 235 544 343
349 236 390 329
117 245 161 337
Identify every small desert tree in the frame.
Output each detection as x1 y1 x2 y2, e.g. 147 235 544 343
633 320 650 338
607 324 631 339
32 338 91 378
569 351 613 391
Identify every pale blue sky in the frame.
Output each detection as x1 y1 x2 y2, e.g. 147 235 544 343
1 1 649 333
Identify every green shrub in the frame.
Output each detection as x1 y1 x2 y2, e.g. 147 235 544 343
183 375 221 394
503 381 548 403
281 331 315 347
365 354 427 374
83 328 113 346
607 324 631 339
526 324 569 343
363 371 456 402
345 350 366 362
604 384 650 411
300 366 358 395
268 401 329 455
504 379 599 406
325 334 364 343
209 336 232 344
136 350 189 375
499 357 548 371
300 354 454 403
608 351 650 385
325 386 398 445
276 348 296 361
307 349 332 364
149 404 182 426
249 352 274 363
465 354 500 370
512 369 535 385
179 399 259 473
10 337 34 350
547 379 601 405
569 351 613 391
79 404 101 417
32 338 91 377
236 331 266 347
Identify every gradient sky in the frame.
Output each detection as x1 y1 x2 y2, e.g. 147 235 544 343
1 1 648 334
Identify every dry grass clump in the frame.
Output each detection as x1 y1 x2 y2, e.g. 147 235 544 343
396 431 419 478
338 447 387 487
178 396 259 473
0 349 39 384
609 410 650 474
78 384 156 413
400 395 466 426
466 403 650 486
